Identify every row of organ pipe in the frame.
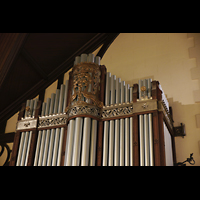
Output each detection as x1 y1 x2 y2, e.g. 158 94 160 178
102 73 133 166
138 79 154 166
10 53 176 166
34 81 68 166
16 98 38 166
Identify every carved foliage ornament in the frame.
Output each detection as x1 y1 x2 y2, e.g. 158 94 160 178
68 62 103 109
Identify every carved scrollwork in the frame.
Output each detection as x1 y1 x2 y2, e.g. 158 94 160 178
102 103 134 119
38 114 68 128
66 104 101 119
67 62 103 110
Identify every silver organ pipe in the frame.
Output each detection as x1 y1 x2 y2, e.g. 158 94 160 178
11 53 177 166
102 72 111 166
138 79 154 166
16 98 38 166
32 80 69 166
102 72 133 166
64 53 100 166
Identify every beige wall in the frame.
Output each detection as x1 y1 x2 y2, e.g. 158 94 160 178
2 33 200 166
100 33 200 166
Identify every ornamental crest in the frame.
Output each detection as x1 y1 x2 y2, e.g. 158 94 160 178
68 62 103 109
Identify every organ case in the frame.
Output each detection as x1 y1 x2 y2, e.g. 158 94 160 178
10 54 176 166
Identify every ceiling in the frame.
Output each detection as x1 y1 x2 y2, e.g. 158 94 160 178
0 33 119 129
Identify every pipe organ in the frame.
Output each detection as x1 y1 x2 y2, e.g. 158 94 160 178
10 53 176 166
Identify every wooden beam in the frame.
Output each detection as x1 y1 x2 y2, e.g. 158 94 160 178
0 121 7 135
0 33 108 125
97 33 120 58
21 48 48 80
0 33 29 89
0 132 15 144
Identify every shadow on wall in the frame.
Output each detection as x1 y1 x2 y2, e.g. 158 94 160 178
168 97 200 166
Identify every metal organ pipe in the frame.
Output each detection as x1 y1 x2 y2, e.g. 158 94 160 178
129 87 133 166
16 98 38 166
108 75 116 166
120 81 125 166
64 53 100 166
12 52 176 167
138 78 154 166
102 72 111 166
114 78 120 166
71 54 86 166
125 84 130 166
102 71 134 166
33 78 69 166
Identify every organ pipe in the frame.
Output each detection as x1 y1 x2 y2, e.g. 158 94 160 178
11 53 177 166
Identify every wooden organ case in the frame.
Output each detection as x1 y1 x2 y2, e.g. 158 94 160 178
10 54 177 166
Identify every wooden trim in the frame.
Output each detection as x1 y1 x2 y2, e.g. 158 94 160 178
171 135 177 165
27 130 38 166
96 120 104 166
152 81 162 101
152 111 161 166
96 65 106 166
132 84 138 102
132 114 139 166
26 100 42 166
9 131 21 166
9 102 28 166
158 111 166 166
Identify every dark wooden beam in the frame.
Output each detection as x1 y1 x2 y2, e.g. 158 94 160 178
0 121 7 135
0 33 29 90
97 33 120 58
57 74 64 89
0 132 15 144
21 48 48 80
0 33 108 125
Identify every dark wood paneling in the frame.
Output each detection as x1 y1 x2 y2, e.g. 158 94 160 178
0 33 28 89
0 55 41 112
96 65 107 166
0 33 110 125
132 114 139 166
23 33 100 75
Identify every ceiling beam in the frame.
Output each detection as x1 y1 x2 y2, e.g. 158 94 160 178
21 48 48 80
0 33 29 90
0 33 109 124
97 33 120 58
